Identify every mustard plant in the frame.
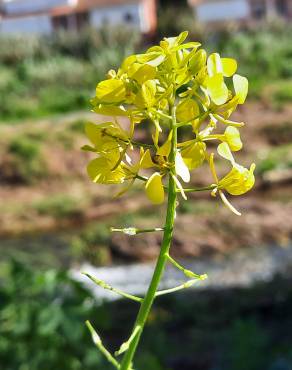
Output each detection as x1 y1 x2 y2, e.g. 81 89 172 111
82 31 255 370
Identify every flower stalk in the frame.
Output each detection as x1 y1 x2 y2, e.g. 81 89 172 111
119 104 178 370
82 31 255 370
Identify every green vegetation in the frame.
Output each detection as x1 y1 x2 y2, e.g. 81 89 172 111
210 24 292 98
1 24 292 121
1 260 292 370
256 144 292 175
0 260 108 370
0 28 139 121
70 223 112 266
5 135 47 183
260 121 292 145
33 194 85 219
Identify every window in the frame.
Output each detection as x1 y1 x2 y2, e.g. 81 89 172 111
124 12 134 23
275 0 288 16
250 0 267 19
52 11 89 31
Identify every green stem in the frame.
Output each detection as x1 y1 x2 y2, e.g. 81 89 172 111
155 279 197 297
86 320 120 369
167 254 207 280
183 185 216 193
119 105 178 370
83 273 143 303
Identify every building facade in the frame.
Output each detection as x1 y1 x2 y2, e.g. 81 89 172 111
0 0 157 36
188 0 292 23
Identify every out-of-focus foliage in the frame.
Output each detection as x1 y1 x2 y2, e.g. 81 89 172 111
212 23 292 96
1 23 292 121
3 135 47 184
256 143 292 175
1 261 292 370
0 260 113 370
0 27 140 121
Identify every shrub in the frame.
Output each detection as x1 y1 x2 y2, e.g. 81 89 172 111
70 223 111 265
4 136 47 184
256 144 292 175
0 260 109 370
33 194 84 219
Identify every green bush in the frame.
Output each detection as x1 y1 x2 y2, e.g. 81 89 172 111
214 24 292 93
256 144 292 175
33 194 84 219
5 136 47 184
0 260 113 370
70 223 111 265
0 27 139 121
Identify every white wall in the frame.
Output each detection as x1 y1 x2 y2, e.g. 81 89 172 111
195 0 250 22
90 3 142 30
3 0 69 15
0 15 52 34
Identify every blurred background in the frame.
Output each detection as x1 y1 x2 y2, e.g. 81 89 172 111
0 0 292 369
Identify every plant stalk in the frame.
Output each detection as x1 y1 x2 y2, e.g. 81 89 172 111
120 106 178 370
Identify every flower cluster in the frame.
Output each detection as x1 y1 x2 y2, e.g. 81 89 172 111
83 31 255 215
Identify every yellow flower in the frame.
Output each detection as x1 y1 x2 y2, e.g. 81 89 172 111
176 99 200 123
205 74 228 105
233 74 248 104
207 53 237 77
224 126 242 151
180 140 206 170
83 122 130 158
145 172 165 204
95 79 126 104
218 163 256 196
87 157 126 184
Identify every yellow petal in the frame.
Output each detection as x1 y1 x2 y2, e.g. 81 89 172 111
96 79 126 103
207 53 223 76
219 163 256 195
217 142 234 162
87 157 126 184
175 152 190 183
140 149 155 169
221 58 237 77
176 99 200 122
233 74 248 104
128 63 156 84
145 173 164 204
135 80 156 108
206 74 228 105
181 141 206 170
225 126 242 151
157 131 172 157
91 104 127 116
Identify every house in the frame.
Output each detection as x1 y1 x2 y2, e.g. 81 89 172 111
187 0 292 23
0 0 157 36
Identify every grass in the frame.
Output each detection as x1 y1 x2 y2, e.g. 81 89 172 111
1 24 292 121
33 194 86 218
260 121 292 145
0 28 139 121
256 144 292 175
5 136 47 184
